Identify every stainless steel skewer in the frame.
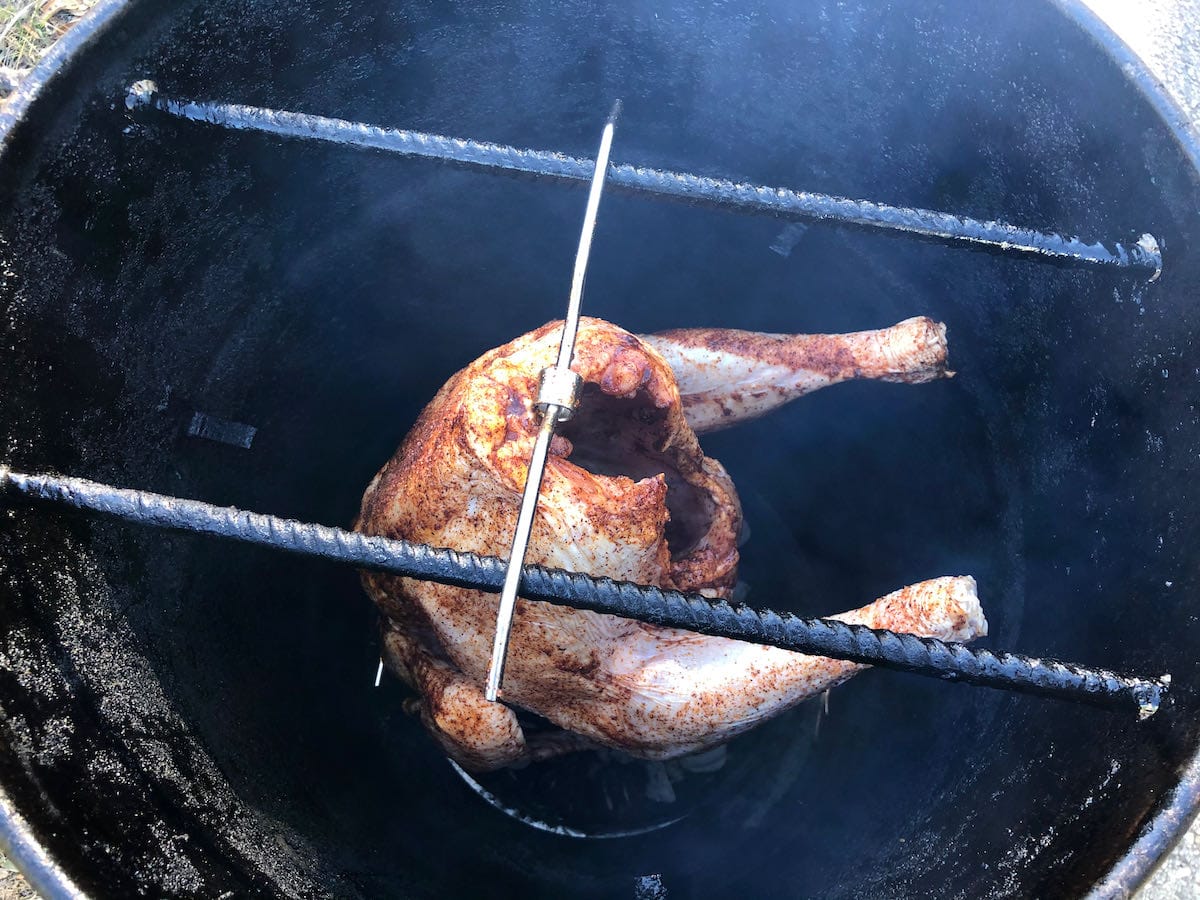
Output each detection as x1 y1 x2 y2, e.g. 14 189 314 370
483 100 622 702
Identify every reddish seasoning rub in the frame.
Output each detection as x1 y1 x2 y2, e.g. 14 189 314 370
356 317 983 772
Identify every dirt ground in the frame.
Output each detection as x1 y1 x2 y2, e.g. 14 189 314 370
0 862 36 900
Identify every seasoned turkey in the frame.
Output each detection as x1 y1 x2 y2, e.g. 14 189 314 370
357 316 985 772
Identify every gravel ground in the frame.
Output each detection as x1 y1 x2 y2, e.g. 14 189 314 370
1142 822 1200 899
0 1 1197 898
0 862 37 900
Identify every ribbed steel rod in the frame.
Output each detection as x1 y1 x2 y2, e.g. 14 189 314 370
0 467 1169 718
123 81 1163 278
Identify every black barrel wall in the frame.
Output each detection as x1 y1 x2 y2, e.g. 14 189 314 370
1 1 1199 897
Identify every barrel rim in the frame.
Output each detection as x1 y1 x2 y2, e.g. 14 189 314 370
0 1 1197 897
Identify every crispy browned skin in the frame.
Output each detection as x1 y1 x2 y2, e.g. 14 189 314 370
357 317 982 772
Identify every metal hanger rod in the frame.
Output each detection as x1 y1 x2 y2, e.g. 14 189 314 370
125 82 1162 278
0 467 1169 719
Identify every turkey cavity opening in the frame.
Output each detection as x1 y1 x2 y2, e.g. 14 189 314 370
559 383 716 559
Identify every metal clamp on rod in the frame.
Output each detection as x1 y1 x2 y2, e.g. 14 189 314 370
483 100 622 702
535 366 583 423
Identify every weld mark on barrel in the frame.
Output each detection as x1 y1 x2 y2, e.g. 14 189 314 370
635 874 667 899
187 412 257 449
769 221 809 257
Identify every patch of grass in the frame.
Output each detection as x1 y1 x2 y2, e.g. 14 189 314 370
0 0 98 75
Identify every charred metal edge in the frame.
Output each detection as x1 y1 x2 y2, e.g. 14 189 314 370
1060 0 1200 187
0 468 1169 719
0 2 1195 895
0 7 137 897
0 0 129 147
1054 4 1200 894
1086 747 1200 900
0 785 88 900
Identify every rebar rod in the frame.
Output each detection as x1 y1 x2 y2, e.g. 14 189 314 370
124 82 1163 278
0 467 1169 718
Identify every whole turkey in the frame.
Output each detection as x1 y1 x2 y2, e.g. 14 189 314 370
356 316 986 771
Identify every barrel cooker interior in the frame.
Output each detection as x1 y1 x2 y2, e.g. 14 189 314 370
2 0 1200 896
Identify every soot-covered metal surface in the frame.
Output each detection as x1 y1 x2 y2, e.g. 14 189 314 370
1 1 1200 897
